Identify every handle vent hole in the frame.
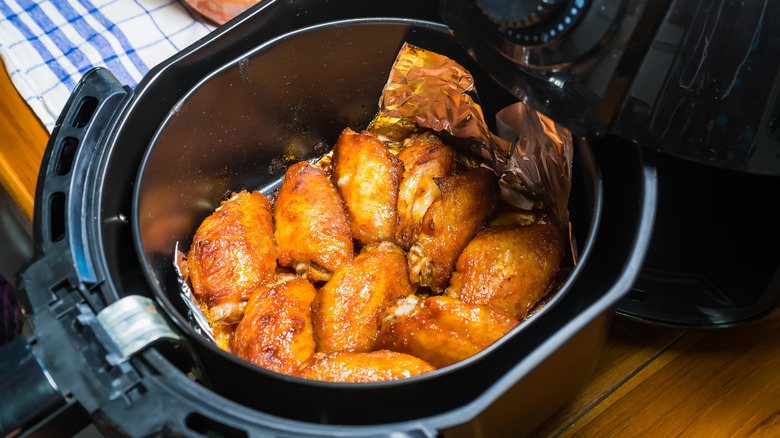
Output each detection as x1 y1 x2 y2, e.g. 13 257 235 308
56 137 79 176
70 96 98 128
49 192 66 242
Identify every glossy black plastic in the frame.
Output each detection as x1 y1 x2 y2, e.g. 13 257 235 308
443 0 780 175
618 0 780 175
441 0 645 134
618 150 780 327
443 0 780 327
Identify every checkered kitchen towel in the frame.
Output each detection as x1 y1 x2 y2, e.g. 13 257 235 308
0 0 216 132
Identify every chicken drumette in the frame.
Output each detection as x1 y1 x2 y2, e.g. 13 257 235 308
311 241 415 354
274 161 354 282
407 167 499 291
188 190 277 334
376 295 518 368
394 132 456 250
296 350 435 382
446 224 565 320
229 276 317 375
332 127 404 246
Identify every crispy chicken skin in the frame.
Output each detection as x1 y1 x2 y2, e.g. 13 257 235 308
407 167 499 291
332 128 404 246
296 350 435 382
446 224 565 320
188 190 277 325
394 133 457 250
274 161 354 282
312 241 416 354
229 276 316 375
376 295 518 368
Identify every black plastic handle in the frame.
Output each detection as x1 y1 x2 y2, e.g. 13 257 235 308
32 67 131 286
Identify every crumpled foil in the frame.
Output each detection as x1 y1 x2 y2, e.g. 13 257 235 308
368 43 573 232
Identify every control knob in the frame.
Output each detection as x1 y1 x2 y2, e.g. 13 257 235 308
475 0 567 29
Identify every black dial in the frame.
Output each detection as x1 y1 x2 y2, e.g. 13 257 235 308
469 0 591 48
476 0 567 28
442 0 622 67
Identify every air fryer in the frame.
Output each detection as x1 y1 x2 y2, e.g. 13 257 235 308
2 0 663 437
441 0 780 327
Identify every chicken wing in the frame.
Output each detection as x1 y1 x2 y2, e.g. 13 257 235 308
332 127 404 245
229 276 317 375
376 295 518 368
296 350 435 382
394 132 456 250
446 224 565 320
188 190 276 326
407 167 499 291
274 161 353 282
311 241 415 354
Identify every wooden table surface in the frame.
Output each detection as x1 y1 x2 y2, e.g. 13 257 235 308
2 61 779 437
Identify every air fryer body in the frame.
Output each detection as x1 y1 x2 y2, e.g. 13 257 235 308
4 2 658 437
441 0 780 326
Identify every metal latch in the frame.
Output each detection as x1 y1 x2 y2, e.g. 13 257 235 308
78 295 183 366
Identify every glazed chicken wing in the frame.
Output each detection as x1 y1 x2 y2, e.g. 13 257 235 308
376 295 518 368
188 190 277 327
407 167 499 291
394 132 456 250
274 161 353 282
446 224 566 320
311 241 415 354
229 276 317 375
332 127 404 245
296 350 435 382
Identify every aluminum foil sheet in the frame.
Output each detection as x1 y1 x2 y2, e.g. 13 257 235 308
369 43 573 231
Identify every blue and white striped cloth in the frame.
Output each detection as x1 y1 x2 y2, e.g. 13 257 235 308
0 0 216 131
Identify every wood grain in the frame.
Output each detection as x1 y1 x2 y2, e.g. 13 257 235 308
559 312 780 437
532 319 685 436
0 60 49 222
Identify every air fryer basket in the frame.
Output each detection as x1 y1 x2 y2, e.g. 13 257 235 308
7 1 656 436
133 16 615 425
